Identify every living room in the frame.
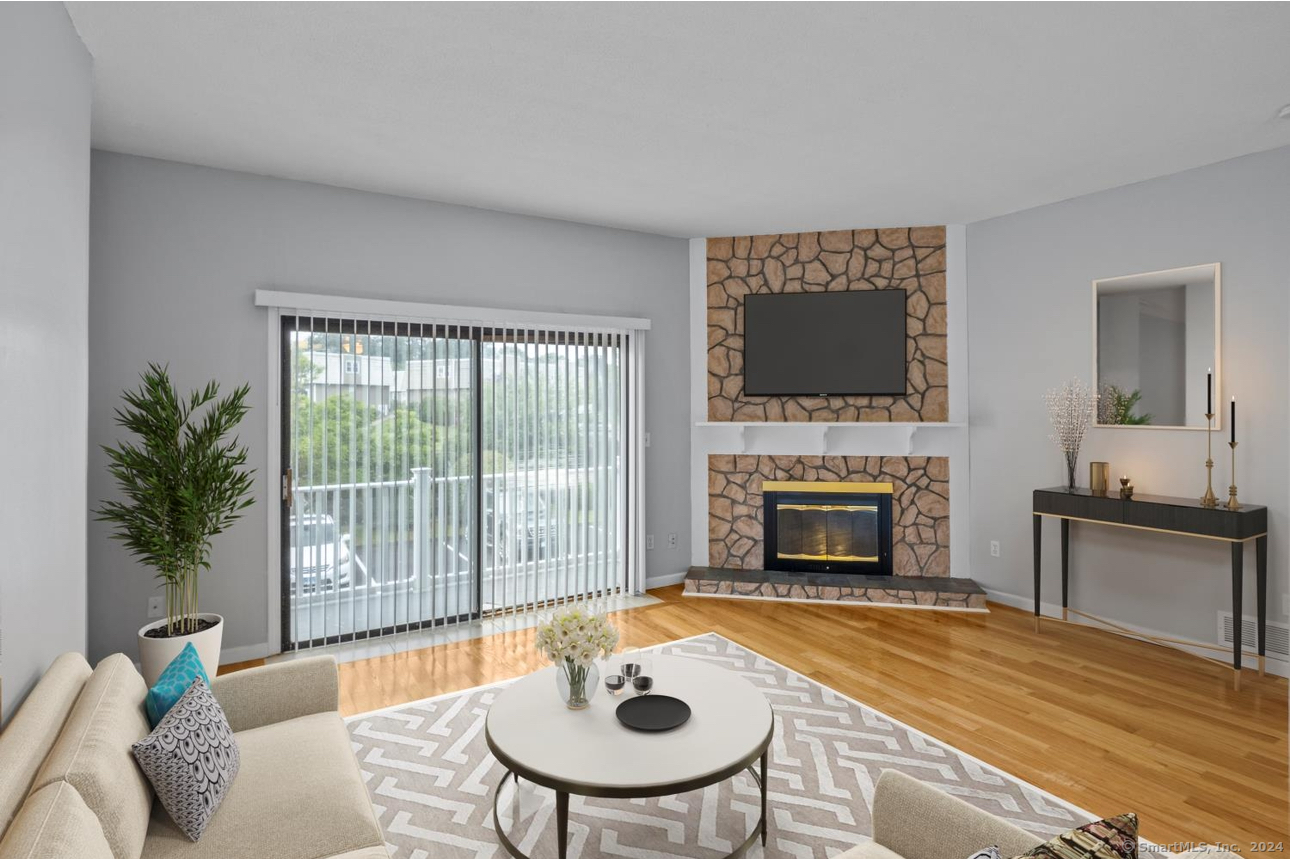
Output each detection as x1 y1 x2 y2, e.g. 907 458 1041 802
1 4 1287 859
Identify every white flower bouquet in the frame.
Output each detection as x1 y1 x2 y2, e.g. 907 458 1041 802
535 606 619 709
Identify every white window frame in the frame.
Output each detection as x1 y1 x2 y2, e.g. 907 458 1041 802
256 289 650 656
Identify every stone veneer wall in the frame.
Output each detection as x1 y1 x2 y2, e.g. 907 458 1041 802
707 226 947 422
708 454 949 576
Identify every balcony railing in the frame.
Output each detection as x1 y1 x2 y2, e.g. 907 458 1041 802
286 466 622 647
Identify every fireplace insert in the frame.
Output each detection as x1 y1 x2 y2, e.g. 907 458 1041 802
763 482 893 575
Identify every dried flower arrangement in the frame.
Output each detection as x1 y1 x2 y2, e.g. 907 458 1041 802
1045 379 1098 490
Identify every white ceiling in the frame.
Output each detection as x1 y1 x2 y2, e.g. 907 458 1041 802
67 2 1290 238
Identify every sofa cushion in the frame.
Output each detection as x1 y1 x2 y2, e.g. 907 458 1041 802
133 679 240 842
32 654 153 859
0 652 91 838
208 656 339 733
872 770 1041 859
141 712 384 859
0 781 114 859
836 840 908 859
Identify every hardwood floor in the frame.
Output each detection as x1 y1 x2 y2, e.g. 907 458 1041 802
275 587 1287 854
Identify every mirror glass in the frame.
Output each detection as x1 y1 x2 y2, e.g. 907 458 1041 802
1093 263 1219 429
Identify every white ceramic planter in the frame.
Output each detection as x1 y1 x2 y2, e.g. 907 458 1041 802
137 613 224 687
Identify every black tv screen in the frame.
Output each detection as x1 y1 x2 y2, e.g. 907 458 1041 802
743 291 907 397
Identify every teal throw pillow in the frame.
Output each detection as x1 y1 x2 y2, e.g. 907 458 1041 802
145 642 211 727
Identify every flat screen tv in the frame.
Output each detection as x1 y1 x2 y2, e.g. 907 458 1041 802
743 291 907 397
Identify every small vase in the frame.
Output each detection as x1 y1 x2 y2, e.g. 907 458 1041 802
556 660 599 710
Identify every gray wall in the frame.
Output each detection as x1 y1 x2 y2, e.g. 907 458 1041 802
1137 309 1185 426
1096 293 1142 392
968 145 1290 654
88 152 690 663
0 4 92 722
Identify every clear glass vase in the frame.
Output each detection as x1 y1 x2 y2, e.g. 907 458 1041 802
556 659 599 710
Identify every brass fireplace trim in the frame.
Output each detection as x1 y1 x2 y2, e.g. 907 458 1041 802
777 552 881 563
762 481 894 494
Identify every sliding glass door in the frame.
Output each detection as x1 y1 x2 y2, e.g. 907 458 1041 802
280 314 632 651
480 330 625 614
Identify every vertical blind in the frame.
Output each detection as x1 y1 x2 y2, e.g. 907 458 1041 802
278 309 640 650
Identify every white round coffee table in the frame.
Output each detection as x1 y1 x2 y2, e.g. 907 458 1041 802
486 653 774 859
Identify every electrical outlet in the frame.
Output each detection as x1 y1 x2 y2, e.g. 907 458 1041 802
646 534 655 551
667 533 678 549
989 540 1001 558
643 432 651 448
147 596 165 619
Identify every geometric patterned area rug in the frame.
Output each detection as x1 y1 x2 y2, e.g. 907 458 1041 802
347 633 1092 859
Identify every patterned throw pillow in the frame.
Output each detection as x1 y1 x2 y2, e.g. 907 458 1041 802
1012 814 1138 859
145 642 211 727
132 677 240 841
966 848 1002 859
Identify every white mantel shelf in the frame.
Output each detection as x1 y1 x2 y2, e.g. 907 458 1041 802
693 421 967 455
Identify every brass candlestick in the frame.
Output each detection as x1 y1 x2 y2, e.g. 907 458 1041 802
1226 441 1240 510
1200 411 1218 507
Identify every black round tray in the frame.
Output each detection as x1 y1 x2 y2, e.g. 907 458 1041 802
615 695 691 732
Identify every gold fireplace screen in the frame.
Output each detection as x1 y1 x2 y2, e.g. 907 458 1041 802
762 481 892 568
775 503 880 562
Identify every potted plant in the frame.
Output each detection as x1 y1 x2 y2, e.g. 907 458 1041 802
98 364 255 685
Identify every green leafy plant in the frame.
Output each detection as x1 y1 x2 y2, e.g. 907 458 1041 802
98 364 255 637
1098 384 1154 426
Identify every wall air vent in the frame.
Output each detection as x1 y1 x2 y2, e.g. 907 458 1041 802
1218 611 1290 658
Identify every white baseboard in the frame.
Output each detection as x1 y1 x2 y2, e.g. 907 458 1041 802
645 571 688 590
985 587 1289 679
219 642 274 665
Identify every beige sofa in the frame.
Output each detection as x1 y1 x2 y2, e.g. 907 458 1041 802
1 654 1229 859
843 770 1047 859
0 652 386 859
850 770 1231 859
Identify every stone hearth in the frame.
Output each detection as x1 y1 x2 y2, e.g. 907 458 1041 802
684 567 986 611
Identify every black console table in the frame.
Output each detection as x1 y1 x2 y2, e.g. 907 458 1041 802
1032 487 1268 690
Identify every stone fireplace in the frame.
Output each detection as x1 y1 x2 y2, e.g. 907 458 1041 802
706 227 947 423
690 454 984 610
707 454 948 576
690 226 982 610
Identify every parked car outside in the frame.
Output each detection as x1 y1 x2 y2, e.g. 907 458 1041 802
288 513 367 591
484 483 549 563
